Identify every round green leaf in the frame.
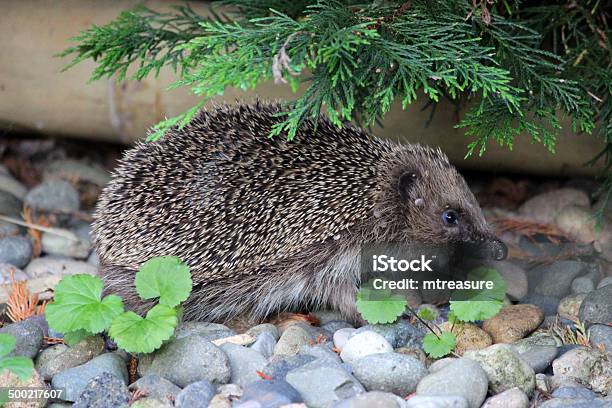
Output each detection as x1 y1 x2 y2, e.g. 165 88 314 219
63 329 95 347
0 334 16 357
422 331 456 358
45 274 124 334
108 304 178 353
355 286 407 324
0 356 34 380
449 267 506 322
135 256 192 307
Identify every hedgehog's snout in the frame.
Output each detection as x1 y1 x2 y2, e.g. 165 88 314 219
458 236 507 261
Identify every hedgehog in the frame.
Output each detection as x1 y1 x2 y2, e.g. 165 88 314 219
92 102 506 323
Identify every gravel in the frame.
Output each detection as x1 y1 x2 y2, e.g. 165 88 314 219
333 327 356 350
517 345 558 374
0 190 22 216
51 353 128 401
137 334 231 387
285 359 365 408
72 372 130 408
174 321 236 341
0 235 32 268
24 256 97 278
175 380 216 408
416 358 489 408
352 352 427 396
274 324 313 356
263 354 316 381
299 343 341 364
250 331 277 359
588 324 612 352
0 172 27 199
221 343 268 387
36 335 105 380
25 180 80 213
352 319 424 348
529 261 588 298
579 284 612 325
239 379 303 407
334 391 406 408
482 387 529 408
128 374 182 402
0 319 43 358
41 229 90 259
247 323 280 341
464 344 536 396
339 331 393 365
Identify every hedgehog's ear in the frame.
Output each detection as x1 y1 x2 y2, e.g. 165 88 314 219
397 171 417 201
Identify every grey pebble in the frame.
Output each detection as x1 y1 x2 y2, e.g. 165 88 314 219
250 331 277 360
334 391 406 408
285 359 365 408
174 321 236 341
263 354 316 381
175 380 215 408
352 352 427 396
0 319 43 358
0 235 32 268
221 343 268 387
51 353 128 401
129 374 182 401
416 358 488 408
72 372 130 408
25 180 80 213
137 334 230 388
238 379 302 408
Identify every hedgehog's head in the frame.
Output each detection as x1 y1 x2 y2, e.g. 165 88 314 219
387 145 506 261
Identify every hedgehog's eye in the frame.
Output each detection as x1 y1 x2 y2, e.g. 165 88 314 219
442 209 459 227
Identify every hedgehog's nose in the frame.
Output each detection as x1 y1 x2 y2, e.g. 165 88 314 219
490 239 508 261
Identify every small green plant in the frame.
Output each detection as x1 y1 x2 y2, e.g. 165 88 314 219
45 256 192 354
422 331 457 359
356 285 407 324
356 267 506 358
0 333 34 380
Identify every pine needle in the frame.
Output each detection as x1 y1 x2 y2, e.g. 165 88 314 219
2 268 46 322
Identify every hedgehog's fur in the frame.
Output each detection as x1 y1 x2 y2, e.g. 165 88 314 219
93 102 505 323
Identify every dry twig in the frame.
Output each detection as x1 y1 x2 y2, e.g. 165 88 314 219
492 217 568 244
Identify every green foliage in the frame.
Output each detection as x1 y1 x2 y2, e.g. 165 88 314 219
59 0 611 217
449 267 506 322
46 256 193 354
416 306 438 321
422 331 457 359
420 267 506 358
45 274 124 334
355 285 407 324
109 305 178 354
57 4 205 82
135 256 192 307
0 333 34 380
63 329 95 347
